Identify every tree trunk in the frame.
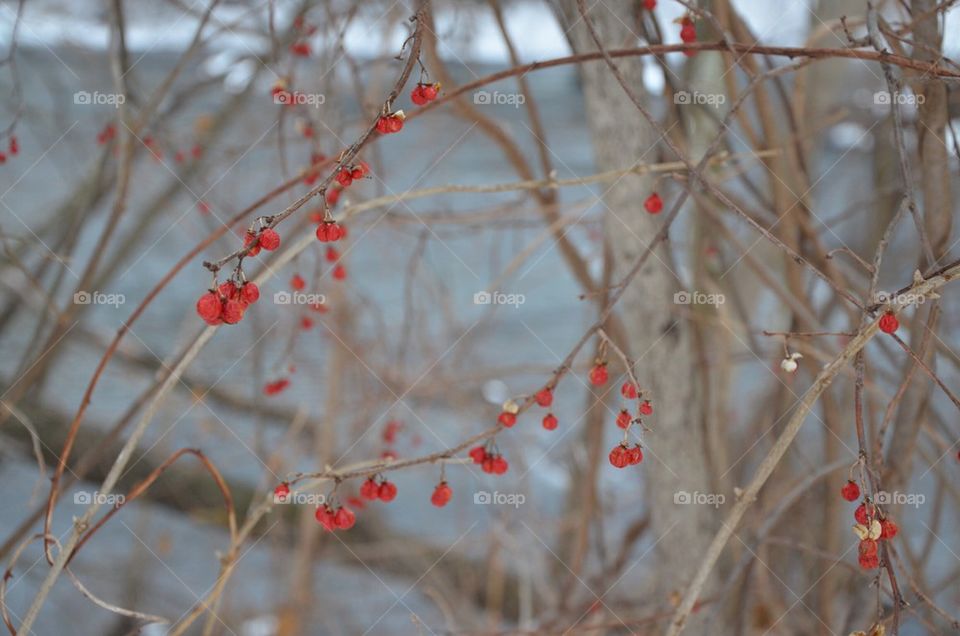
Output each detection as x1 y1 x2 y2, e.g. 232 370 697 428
555 2 726 632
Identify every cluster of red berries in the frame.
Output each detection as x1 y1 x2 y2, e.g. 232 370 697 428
878 311 899 334
375 111 405 134
469 445 509 474
315 504 356 531
410 82 440 106
609 442 643 468
334 160 370 188
644 192 663 214
360 476 398 502
243 227 281 256
274 482 291 502
840 480 899 569
534 387 559 431
431 481 453 507
196 279 261 325
0 135 19 164
316 220 346 243
679 16 697 56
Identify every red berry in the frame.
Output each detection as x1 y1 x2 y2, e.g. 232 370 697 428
482 456 495 473
336 168 353 187
378 480 398 502
643 0 656 9
542 413 558 430
498 411 517 427
196 292 222 322
469 446 487 464
589 363 608 386
332 264 347 280
360 478 379 500
879 519 899 540
300 316 314 330
243 231 262 256
854 503 874 525
290 41 311 57
333 506 355 529
291 274 306 291
878 311 899 334
639 400 653 416
222 299 245 324
326 246 340 262
9 136 18 155
644 192 663 214
620 382 638 399
263 378 290 395
411 85 427 106
616 409 631 429
680 17 697 43
535 388 553 407
841 480 860 502
315 505 335 530
241 282 260 305
422 84 438 101
609 444 630 468
387 116 403 133
491 455 508 474
351 167 363 180
628 445 643 465
259 228 280 251
273 482 290 502
431 482 452 507
316 221 344 243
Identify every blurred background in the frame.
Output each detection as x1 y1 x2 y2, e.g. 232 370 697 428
1 1 960 634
